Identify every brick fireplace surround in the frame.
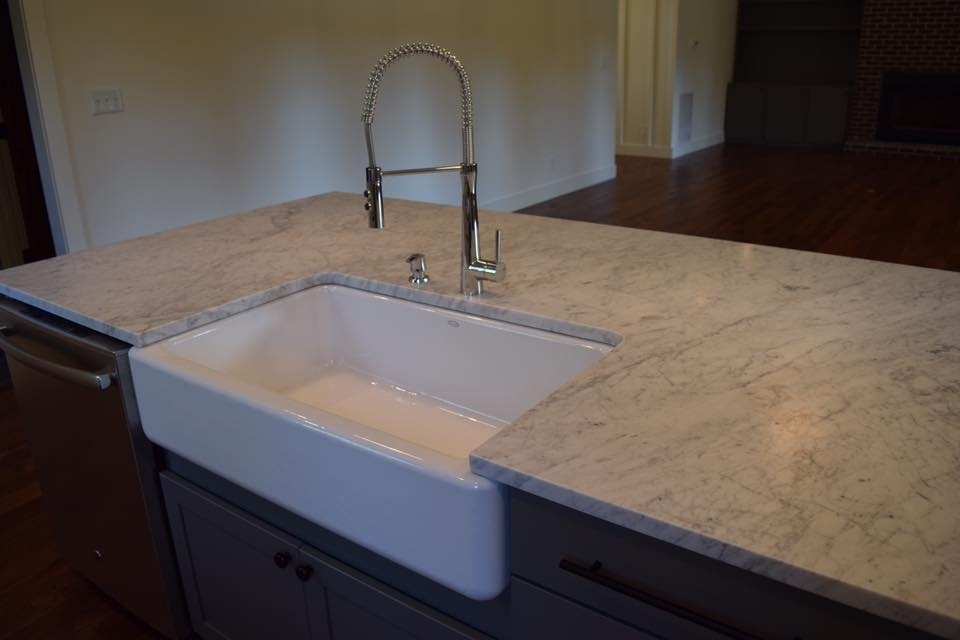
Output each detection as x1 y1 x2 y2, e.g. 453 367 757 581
845 0 960 158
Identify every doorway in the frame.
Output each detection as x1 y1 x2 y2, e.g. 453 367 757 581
0 0 54 269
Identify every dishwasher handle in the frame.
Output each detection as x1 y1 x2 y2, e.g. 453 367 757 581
0 324 114 391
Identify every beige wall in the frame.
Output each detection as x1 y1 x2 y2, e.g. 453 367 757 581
26 1 617 249
617 0 736 159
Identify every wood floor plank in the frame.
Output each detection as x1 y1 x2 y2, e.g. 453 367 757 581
520 145 960 272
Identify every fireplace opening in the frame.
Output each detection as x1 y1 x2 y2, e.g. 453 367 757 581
877 72 960 146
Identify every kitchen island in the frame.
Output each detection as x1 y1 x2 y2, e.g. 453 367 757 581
0 192 957 638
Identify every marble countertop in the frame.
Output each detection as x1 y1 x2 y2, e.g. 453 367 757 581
1 192 957 637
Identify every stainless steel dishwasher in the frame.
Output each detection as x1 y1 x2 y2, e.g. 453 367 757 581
0 296 189 639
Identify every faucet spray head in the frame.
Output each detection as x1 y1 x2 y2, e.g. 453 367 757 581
364 165 384 228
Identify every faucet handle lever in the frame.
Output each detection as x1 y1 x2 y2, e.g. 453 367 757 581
495 229 503 264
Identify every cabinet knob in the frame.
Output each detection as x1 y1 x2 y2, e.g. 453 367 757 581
273 551 291 569
295 564 314 581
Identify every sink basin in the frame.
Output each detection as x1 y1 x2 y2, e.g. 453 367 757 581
130 284 612 599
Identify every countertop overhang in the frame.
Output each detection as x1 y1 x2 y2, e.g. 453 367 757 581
1 192 957 637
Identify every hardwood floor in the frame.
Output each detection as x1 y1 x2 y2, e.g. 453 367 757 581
0 384 161 640
0 144 957 639
521 144 960 272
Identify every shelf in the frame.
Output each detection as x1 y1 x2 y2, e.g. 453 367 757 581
740 0 858 4
739 25 860 32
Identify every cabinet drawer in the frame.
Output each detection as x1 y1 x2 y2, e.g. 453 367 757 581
510 490 938 640
512 577 656 640
511 492 742 639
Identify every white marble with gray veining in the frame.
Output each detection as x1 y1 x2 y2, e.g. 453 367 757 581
1 192 957 637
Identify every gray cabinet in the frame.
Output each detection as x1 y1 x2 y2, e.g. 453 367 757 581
161 473 487 640
159 467 940 640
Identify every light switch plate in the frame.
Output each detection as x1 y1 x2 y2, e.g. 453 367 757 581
91 88 124 115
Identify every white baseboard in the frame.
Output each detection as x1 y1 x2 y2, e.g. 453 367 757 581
617 133 725 160
616 143 674 159
673 132 724 158
481 164 618 212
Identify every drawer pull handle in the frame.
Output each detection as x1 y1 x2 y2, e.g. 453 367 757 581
273 551 291 569
558 557 759 640
0 325 114 390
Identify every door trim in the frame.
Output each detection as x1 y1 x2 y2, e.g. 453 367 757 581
7 0 88 253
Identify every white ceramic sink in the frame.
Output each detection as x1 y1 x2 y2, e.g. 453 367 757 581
130 284 612 599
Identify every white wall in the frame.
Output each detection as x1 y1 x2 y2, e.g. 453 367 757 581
617 0 736 159
672 0 738 156
21 0 617 250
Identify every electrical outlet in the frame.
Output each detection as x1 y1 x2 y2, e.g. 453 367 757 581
91 88 124 115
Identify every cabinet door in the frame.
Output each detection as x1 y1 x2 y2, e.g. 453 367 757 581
725 83 765 143
764 85 809 145
806 86 849 145
300 546 488 640
161 473 310 640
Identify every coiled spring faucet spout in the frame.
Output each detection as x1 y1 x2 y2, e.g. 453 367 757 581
361 42 505 296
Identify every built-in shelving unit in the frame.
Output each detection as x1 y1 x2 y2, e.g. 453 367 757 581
726 0 863 145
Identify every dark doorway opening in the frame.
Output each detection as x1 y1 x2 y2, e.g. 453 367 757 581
877 72 960 146
0 0 55 269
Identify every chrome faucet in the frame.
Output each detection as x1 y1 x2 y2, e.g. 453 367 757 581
361 42 505 296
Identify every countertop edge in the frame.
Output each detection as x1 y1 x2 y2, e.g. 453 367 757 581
0 283 144 346
2 274 624 350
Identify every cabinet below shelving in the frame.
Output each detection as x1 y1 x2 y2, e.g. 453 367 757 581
726 83 850 145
